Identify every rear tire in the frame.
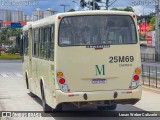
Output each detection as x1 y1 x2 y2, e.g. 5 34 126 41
25 74 29 89
97 106 107 110
41 85 52 112
53 104 62 112
107 104 117 110
29 92 37 97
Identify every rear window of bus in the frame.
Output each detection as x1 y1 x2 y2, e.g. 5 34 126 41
58 15 137 46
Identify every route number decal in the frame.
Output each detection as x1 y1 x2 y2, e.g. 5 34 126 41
109 56 134 63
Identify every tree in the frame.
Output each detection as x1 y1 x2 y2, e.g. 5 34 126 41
123 6 134 12
80 0 116 10
0 27 22 55
111 8 118 10
111 6 134 12
80 0 87 8
150 17 156 30
68 9 75 12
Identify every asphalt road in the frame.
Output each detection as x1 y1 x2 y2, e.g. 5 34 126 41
0 60 160 120
0 60 22 73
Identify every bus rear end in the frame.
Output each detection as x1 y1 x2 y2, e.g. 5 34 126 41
55 11 142 110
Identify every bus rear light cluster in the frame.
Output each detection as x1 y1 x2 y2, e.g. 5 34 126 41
130 68 141 89
57 72 69 92
133 68 141 81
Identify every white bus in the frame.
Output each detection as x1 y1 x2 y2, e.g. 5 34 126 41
22 10 142 112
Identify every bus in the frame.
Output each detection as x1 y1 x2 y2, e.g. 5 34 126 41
22 10 142 112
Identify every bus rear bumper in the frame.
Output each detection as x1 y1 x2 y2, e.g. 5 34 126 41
55 85 142 105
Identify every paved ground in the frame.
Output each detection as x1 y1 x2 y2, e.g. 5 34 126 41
0 60 22 73
0 60 160 120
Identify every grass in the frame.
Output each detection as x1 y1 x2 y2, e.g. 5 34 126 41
0 53 22 60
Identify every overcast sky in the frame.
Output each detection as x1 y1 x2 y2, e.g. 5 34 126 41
0 0 156 16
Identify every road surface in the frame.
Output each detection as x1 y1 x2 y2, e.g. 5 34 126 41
0 60 159 120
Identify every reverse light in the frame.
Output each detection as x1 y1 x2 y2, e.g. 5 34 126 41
59 78 65 84
62 84 68 91
135 68 141 75
133 75 139 81
57 72 63 78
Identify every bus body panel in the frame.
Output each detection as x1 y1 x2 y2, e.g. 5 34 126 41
55 85 142 104
56 45 141 92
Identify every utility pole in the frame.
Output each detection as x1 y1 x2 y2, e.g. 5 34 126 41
60 4 70 12
155 0 160 61
0 20 2 56
106 0 109 10
93 0 95 10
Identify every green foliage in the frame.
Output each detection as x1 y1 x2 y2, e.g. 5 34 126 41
5 46 20 54
0 27 22 46
68 9 75 12
123 6 134 12
150 17 156 31
111 6 134 12
80 0 87 8
111 8 118 10
150 17 156 24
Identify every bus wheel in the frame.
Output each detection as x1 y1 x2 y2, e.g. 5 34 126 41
29 92 37 97
97 106 107 111
107 104 117 110
41 85 52 112
53 104 62 112
25 74 29 89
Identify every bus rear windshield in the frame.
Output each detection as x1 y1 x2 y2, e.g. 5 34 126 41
59 15 137 46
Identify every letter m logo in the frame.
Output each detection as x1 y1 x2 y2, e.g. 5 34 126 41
95 65 105 75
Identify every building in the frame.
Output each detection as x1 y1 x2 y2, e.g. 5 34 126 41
0 9 24 22
32 8 44 21
23 15 30 22
11 10 24 22
32 8 55 21
0 9 11 22
0 9 27 28
44 8 55 18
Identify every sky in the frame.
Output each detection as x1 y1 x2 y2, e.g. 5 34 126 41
0 0 156 16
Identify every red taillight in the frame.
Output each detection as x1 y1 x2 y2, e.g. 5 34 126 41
132 15 136 19
58 16 61 20
133 75 139 81
59 78 65 84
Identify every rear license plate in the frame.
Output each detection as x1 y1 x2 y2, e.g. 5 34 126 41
92 79 107 84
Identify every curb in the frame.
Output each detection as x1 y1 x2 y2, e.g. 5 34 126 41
142 85 160 94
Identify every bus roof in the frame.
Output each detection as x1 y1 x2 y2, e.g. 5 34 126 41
25 10 136 29
23 22 32 31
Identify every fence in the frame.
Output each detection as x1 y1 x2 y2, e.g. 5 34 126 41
142 65 160 89
141 53 156 62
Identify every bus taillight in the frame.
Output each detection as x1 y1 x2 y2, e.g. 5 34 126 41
133 75 139 81
59 78 65 84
